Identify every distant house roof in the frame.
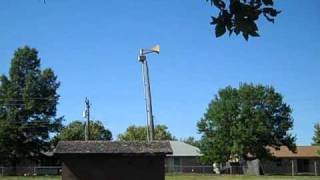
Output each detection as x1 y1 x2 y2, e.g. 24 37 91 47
54 141 172 156
270 146 320 158
167 141 202 157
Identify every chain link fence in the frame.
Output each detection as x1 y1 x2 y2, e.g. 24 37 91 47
0 165 318 177
0 165 239 176
165 164 320 176
165 165 243 175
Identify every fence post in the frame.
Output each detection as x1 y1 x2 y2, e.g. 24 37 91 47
315 160 318 176
291 159 295 176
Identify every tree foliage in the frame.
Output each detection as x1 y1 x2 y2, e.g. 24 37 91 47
0 46 62 166
207 0 281 40
197 83 296 163
118 124 176 141
312 123 320 145
52 120 112 145
181 136 201 148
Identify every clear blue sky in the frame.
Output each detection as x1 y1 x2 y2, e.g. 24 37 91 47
0 0 319 145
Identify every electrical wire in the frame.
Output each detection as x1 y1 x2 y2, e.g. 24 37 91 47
0 97 58 101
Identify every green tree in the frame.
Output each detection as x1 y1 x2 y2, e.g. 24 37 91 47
197 83 296 163
118 124 176 141
181 136 201 148
0 46 62 166
52 120 112 144
207 0 281 40
312 123 320 145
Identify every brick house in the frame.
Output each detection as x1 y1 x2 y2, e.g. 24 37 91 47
262 146 320 176
54 141 172 180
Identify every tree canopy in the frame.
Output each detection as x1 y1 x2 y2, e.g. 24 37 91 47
197 83 296 163
312 123 320 145
118 124 176 141
207 0 281 40
0 46 62 166
181 136 201 148
52 120 112 145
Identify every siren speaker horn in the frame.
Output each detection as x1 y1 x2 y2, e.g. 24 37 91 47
151 45 160 54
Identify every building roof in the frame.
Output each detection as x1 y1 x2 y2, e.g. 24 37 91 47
54 141 172 155
167 141 202 157
270 146 320 158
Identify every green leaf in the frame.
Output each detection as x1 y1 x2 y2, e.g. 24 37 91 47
262 0 274 6
234 27 240 35
263 8 280 17
229 29 233 36
210 16 218 25
249 31 260 37
215 24 226 37
242 32 249 41
212 0 226 9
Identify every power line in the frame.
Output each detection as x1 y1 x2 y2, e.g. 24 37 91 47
0 104 58 107
0 97 59 106
0 97 58 101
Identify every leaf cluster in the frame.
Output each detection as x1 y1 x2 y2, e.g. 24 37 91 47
312 123 320 145
118 124 176 141
52 120 112 145
208 0 281 40
181 136 201 148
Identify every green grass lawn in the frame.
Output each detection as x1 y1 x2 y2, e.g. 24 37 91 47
0 176 319 180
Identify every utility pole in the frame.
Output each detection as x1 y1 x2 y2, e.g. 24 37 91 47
84 97 90 141
141 57 154 141
138 45 160 141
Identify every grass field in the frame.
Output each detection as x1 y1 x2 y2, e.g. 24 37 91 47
0 176 319 180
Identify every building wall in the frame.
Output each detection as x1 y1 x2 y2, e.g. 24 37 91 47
165 156 200 167
165 156 203 173
61 155 165 180
262 158 320 175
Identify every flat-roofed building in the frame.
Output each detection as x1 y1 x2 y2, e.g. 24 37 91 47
55 141 172 180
